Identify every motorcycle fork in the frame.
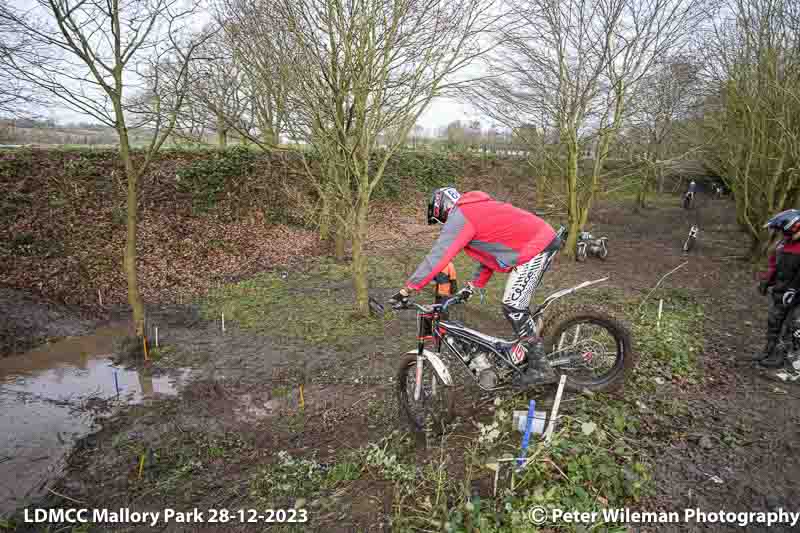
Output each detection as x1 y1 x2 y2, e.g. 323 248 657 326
416 328 448 400
415 340 424 402
413 353 442 401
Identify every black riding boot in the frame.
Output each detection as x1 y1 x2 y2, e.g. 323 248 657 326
757 340 784 368
758 297 790 368
503 304 556 386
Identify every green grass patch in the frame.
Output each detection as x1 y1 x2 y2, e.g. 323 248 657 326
393 393 650 533
249 436 413 504
250 451 327 504
630 289 705 382
201 256 410 347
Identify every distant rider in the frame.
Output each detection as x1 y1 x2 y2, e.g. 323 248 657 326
753 209 800 381
389 187 560 386
684 180 697 206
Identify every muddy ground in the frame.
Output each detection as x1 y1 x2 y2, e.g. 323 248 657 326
2 193 798 532
0 286 97 357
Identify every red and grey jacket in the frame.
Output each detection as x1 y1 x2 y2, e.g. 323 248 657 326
762 239 800 294
406 191 556 291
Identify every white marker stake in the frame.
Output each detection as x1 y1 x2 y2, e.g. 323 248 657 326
222 313 225 332
155 326 159 347
657 299 664 331
544 375 567 443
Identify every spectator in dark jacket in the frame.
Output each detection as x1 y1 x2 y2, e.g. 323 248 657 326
754 209 800 380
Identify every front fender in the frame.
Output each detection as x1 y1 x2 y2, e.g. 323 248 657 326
405 349 454 386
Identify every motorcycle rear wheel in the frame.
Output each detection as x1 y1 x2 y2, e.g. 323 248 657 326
541 307 635 392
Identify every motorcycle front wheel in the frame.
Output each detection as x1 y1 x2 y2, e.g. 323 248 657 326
396 354 454 436
541 307 635 392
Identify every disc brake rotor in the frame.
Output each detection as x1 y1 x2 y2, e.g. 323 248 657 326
559 338 609 370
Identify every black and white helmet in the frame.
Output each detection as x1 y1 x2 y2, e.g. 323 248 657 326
427 187 461 225
765 209 800 237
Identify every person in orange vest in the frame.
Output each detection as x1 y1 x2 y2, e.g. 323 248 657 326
433 262 458 303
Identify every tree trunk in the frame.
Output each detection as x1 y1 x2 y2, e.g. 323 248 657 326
263 128 278 146
117 128 146 338
334 227 346 261
564 140 580 257
636 173 649 211
536 164 547 206
351 195 370 316
217 111 228 149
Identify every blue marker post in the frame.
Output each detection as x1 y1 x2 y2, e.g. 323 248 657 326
517 399 536 470
113 370 120 396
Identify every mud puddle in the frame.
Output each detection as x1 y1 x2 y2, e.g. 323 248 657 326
0 325 191 515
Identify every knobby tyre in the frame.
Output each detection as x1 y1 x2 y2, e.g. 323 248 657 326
396 354 454 437
541 307 635 392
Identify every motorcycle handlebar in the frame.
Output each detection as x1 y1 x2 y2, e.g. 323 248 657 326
391 291 468 312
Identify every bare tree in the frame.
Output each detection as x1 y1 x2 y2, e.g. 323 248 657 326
216 0 293 148
167 32 249 148
0 1 44 116
278 0 500 315
0 0 207 339
628 56 703 208
702 0 800 254
471 0 708 255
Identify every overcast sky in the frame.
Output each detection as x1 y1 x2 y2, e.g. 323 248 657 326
16 0 490 134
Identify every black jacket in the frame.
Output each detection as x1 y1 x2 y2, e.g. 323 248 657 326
768 240 800 294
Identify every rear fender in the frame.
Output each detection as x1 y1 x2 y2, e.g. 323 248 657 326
537 277 609 314
405 349 454 386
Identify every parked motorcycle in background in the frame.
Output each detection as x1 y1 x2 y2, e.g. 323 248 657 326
683 225 699 252
576 232 609 262
682 191 695 209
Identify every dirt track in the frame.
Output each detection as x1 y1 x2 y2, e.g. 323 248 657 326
2 193 799 531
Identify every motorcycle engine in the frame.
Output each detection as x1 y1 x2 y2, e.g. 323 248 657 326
469 352 498 389
446 336 475 362
478 369 498 389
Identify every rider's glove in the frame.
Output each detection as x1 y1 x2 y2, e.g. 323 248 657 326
783 289 796 306
389 288 412 309
456 283 474 302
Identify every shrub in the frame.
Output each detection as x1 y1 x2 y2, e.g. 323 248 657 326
375 150 460 198
176 146 257 213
